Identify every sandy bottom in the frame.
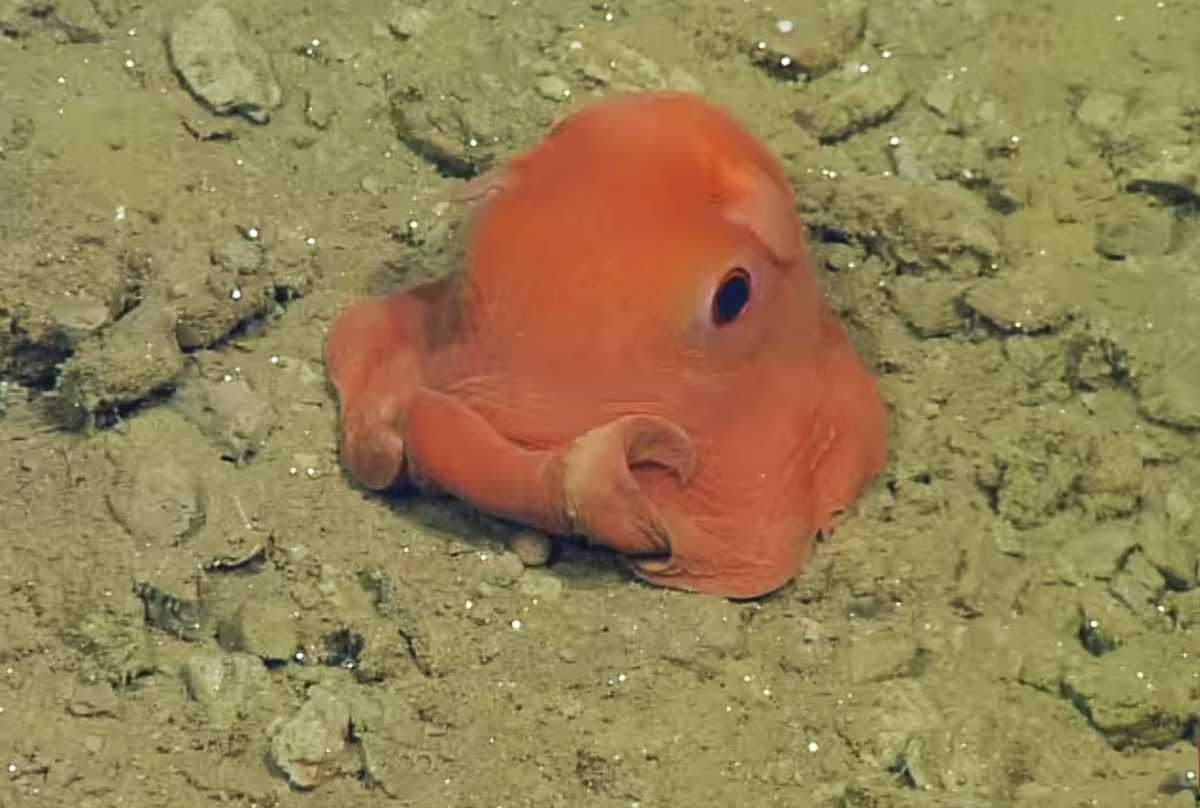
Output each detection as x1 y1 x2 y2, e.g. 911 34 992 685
1 1 1198 806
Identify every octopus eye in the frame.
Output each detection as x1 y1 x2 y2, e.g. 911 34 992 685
711 268 751 327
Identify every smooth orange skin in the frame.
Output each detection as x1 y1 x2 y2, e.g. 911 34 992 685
326 92 886 598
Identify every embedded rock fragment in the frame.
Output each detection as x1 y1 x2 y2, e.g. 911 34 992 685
53 303 184 428
168 1 282 124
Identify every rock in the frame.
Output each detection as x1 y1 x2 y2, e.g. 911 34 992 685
1 115 33 162
175 374 276 464
1002 336 1069 398
167 1 282 124
749 0 866 79
1094 198 1173 259
66 682 120 718
172 238 307 351
923 75 958 119
510 530 552 567
1056 521 1137 583
1060 646 1193 748
1138 352 1200 430
1164 486 1193 528
479 551 525 587
962 269 1072 334
983 431 1081 530
214 237 262 275
1076 434 1144 519
834 679 945 779
655 597 745 674
1156 776 1200 803
390 82 508 179
1 246 144 387
1107 551 1165 613
1140 499 1200 590
797 177 1000 276
135 581 213 641
358 175 384 195
107 458 206 544
269 686 354 789
52 303 185 429
534 75 570 102
1076 589 1141 656
518 569 564 601
797 70 909 142
559 31 703 95
1163 588 1200 630
888 276 965 337
44 293 112 346
1074 90 1128 135
217 599 299 663
357 569 438 676
302 84 337 130
1065 325 1129 391
387 3 435 39
180 651 269 726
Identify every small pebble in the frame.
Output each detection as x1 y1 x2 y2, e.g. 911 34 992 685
518 569 564 601
510 531 552 566
535 75 571 101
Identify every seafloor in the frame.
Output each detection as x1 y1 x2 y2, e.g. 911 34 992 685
1 1 1197 806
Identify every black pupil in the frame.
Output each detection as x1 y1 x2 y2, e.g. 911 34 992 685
711 269 751 326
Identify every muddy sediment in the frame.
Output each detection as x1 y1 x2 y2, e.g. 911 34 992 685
1 1 1198 806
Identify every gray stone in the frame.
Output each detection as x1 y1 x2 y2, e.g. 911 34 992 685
534 75 570 102
1076 434 1144 520
1164 486 1193 528
181 651 268 726
923 75 958 118
168 2 282 124
175 375 276 464
1095 199 1173 259
798 177 1000 276
44 293 112 346
1138 353 1200 430
269 686 353 789
1163 588 1200 630
53 304 185 428
798 70 909 142
479 551 525 587
1107 551 1165 614
218 599 299 663
1140 507 1200 590
1074 90 1128 135
1061 646 1193 748
107 458 206 544
66 682 120 718
1076 589 1141 656
387 3 435 39
510 530 552 567
963 270 1072 334
748 0 866 79
518 569 564 601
